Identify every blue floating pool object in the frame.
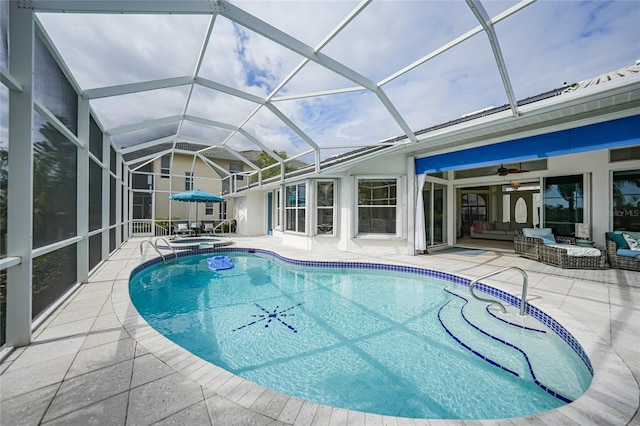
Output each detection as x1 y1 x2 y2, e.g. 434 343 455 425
207 255 234 271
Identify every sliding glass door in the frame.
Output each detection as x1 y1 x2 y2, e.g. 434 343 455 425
423 182 447 246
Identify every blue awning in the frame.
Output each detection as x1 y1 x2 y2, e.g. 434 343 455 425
415 115 640 174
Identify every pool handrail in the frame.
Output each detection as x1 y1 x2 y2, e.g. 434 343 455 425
469 266 528 316
139 238 179 264
213 219 234 239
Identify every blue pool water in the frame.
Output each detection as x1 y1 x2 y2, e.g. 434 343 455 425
129 250 592 420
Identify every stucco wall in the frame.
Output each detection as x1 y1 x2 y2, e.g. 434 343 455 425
231 149 640 254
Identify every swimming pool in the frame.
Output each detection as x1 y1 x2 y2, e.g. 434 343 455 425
129 249 592 420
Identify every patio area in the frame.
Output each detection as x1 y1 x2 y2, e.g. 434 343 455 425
1 237 639 425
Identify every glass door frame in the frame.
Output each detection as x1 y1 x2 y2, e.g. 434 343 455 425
423 178 448 248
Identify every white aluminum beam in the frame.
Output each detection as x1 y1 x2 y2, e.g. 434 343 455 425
264 104 319 150
107 115 183 136
375 88 418 143
271 86 365 102
7 1 35 347
196 153 231 177
25 0 228 14
34 100 84 148
219 1 378 92
220 145 260 170
467 0 520 116
237 128 284 165
0 67 23 91
34 17 84 95
380 0 535 87
195 77 264 104
83 76 192 100
77 97 90 284
127 150 173 169
121 135 177 155
184 114 238 131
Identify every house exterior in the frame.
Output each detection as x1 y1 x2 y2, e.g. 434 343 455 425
228 65 640 255
126 143 260 234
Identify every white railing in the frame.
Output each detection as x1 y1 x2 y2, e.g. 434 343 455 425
155 224 168 236
132 220 170 237
131 220 153 236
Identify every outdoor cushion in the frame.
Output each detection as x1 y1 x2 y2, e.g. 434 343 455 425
177 223 188 231
622 232 640 251
522 228 553 237
616 248 640 258
538 234 557 245
607 232 629 249
547 244 601 257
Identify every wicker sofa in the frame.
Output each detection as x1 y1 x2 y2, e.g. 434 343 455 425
514 229 607 269
605 232 640 271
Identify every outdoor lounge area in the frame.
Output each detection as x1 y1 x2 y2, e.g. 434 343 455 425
514 229 608 269
605 232 640 271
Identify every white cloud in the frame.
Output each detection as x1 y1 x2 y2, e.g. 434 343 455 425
32 0 640 157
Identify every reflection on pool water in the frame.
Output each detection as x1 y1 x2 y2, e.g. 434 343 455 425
129 249 592 420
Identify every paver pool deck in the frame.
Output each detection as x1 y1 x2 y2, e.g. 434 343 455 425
1 236 639 425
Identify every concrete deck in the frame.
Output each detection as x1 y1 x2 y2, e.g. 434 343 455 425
1 236 639 425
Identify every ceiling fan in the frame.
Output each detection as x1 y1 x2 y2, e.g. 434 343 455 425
497 163 528 176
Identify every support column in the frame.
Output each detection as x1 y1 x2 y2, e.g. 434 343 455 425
447 171 456 246
101 135 110 260
76 98 89 283
115 151 122 247
6 3 34 347
406 157 416 254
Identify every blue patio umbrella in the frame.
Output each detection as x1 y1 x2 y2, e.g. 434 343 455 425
169 189 225 224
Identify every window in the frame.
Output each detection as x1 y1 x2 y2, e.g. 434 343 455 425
543 175 583 236
285 183 306 233
131 164 153 190
612 170 640 231
185 171 193 190
229 162 244 180
317 181 335 234
161 155 170 178
610 146 640 163
205 202 214 215
357 179 396 234
218 201 227 220
461 193 487 223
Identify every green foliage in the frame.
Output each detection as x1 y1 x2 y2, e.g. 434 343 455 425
250 150 291 184
154 217 180 230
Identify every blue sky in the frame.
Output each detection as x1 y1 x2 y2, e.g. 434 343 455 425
14 0 640 157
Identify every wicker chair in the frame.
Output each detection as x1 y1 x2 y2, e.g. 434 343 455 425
514 233 575 261
538 243 607 269
605 235 640 271
514 233 543 260
515 232 607 269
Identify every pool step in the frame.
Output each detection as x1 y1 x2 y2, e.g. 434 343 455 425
438 294 529 379
440 286 589 403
